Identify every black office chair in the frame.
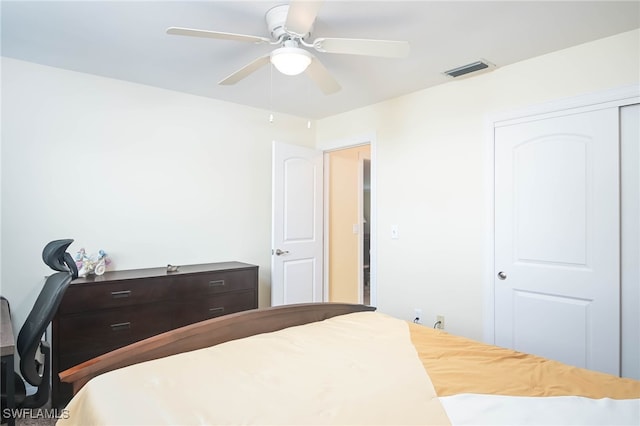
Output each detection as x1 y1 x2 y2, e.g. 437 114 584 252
1 239 77 412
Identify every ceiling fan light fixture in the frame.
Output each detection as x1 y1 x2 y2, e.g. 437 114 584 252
270 47 312 76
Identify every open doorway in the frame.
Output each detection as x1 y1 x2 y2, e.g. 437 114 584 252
325 144 371 304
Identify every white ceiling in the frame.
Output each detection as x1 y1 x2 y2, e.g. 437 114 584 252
2 1 639 119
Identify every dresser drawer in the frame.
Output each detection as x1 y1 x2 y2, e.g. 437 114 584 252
57 304 173 357
171 269 257 297
58 277 172 314
172 290 257 328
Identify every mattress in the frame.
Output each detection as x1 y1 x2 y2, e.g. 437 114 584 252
57 311 639 425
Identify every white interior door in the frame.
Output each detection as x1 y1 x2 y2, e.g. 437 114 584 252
272 141 324 306
494 107 620 375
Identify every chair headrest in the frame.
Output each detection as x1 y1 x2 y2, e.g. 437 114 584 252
42 239 78 278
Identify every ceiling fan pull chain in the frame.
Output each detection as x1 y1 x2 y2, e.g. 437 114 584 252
269 62 274 124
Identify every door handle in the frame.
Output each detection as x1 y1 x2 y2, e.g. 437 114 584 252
497 271 507 280
274 249 289 256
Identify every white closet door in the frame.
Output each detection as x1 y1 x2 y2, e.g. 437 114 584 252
494 107 620 375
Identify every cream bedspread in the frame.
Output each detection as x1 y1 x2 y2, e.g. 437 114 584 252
58 312 450 426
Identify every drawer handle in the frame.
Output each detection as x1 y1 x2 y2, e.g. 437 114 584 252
110 322 131 331
208 307 225 315
209 280 225 287
111 290 131 299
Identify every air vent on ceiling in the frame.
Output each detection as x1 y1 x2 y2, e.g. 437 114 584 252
444 60 495 78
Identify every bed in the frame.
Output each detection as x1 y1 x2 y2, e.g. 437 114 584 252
58 303 639 425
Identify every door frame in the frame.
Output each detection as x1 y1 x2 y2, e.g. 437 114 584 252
483 84 640 343
357 150 371 304
322 133 377 306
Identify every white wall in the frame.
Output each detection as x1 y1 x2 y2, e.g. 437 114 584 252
2 28 638 374
316 29 640 342
0 58 314 331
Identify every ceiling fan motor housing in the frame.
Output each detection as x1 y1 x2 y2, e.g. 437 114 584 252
266 4 310 40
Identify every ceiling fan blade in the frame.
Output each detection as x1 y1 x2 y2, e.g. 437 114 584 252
313 37 410 58
285 0 323 36
218 55 271 85
305 56 341 95
167 27 271 44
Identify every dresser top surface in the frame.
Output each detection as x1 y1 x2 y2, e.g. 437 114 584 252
70 261 257 285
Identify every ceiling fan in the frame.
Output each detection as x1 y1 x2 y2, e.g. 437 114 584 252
166 0 410 95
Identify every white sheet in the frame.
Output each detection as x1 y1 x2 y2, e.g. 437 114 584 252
440 393 640 426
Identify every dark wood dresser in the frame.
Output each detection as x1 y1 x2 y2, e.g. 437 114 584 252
51 261 258 407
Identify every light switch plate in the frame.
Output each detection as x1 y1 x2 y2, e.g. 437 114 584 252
391 224 399 239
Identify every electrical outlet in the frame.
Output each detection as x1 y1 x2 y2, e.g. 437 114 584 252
436 315 445 330
414 308 422 324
